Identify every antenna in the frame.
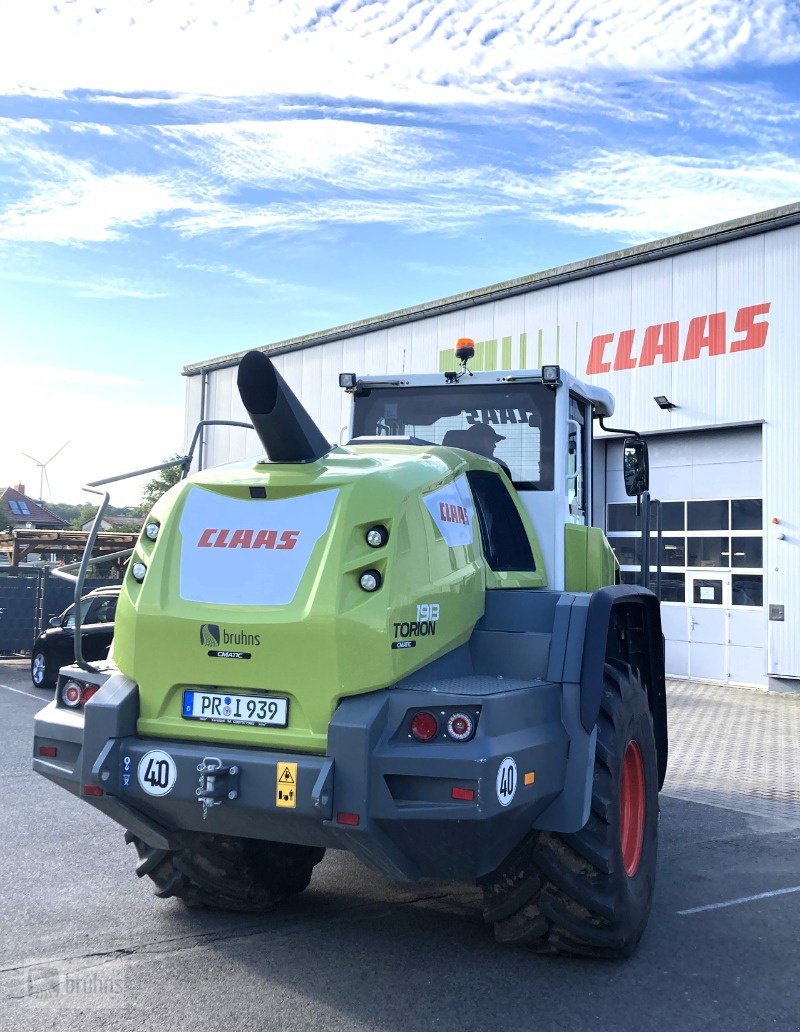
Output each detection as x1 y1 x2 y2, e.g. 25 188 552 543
20 442 69 502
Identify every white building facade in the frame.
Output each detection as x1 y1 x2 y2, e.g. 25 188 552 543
183 203 800 691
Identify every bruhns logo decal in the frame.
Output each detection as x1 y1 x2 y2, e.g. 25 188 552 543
200 624 261 658
200 624 220 647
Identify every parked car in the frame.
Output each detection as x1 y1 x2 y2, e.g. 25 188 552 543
30 586 119 690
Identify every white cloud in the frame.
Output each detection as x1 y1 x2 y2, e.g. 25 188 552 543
158 119 444 192
0 167 198 244
0 0 798 104
2 105 798 249
518 150 800 239
172 259 351 304
172 195 515 237
0 269 167 298
0 122 207 245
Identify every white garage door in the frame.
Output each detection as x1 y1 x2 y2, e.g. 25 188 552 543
603 428 765 687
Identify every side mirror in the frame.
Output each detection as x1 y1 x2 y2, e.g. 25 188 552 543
48 616 60 628
623 437 649 496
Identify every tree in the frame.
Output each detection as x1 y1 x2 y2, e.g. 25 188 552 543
69 503 99 530
139 456 186 516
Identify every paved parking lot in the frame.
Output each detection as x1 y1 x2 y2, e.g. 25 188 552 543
1 659 799 1032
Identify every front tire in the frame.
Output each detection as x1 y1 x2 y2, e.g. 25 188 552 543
125 832 326 912
482 663 659 958
31 649 56 690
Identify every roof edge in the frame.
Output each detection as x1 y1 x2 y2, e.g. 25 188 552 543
183 201 800 378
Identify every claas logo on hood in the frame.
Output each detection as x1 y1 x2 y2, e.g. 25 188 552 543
196 528 299 550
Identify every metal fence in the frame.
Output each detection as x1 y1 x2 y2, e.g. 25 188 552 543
0 568 118 654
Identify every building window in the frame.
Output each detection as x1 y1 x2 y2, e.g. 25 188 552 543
660 501 685 531
607 503 638 532
732 574 763 607
687 536 730 568
659 537 686 567
688 499 729 530
732 499 762 530
606 498 763 607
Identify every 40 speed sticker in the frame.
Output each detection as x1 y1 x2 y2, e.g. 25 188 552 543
496 756 517 807
137 749 178 797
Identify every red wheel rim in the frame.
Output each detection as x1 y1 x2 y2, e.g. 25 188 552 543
619 740 646 877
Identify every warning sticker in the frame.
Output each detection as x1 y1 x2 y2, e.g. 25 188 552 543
276 762 297 808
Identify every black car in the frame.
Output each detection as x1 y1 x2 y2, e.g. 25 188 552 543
30 587 119 690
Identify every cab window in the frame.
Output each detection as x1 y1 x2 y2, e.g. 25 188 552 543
466 470 535 572
352 383 556 490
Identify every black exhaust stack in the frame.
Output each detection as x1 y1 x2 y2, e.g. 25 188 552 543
237 350 331 463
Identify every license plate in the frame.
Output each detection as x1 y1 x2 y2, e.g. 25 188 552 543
182 690 288 728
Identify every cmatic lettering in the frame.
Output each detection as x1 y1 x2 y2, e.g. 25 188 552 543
586 302 771 375
197 528 300 550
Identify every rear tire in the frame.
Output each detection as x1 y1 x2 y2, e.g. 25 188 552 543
125 832 325 912
482 663 659 958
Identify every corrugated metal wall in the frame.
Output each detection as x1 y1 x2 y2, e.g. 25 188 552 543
185 222 800 681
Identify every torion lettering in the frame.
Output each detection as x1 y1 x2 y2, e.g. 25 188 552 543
393 621 437 639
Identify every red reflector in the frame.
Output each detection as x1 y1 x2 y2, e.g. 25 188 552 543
336 812 360 826
83 785 104 797
81 685 99 704
451 786 475 801
410 711 438 742
38 746 58 758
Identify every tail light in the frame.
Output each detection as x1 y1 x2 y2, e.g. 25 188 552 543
446 712 474 741
62 681 83 707
406 707 479 743
61 679 101 709
410 711 438 742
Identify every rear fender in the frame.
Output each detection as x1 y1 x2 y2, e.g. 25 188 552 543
579 585 668 789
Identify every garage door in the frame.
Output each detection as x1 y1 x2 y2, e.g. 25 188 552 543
603 428 765 687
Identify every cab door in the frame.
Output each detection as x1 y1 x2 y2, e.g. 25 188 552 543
567 396 591 525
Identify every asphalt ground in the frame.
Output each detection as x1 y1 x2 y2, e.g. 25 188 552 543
1 658 798 1032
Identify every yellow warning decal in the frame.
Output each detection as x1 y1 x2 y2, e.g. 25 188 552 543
276 762 297 808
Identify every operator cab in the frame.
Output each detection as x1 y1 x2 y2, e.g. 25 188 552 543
341 363 614 590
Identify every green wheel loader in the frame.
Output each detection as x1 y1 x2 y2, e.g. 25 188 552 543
34 342 667 958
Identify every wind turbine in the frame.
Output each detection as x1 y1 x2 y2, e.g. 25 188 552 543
20 442 70 502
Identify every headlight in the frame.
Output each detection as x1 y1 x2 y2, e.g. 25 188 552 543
359 570 381 592
366 525 388 548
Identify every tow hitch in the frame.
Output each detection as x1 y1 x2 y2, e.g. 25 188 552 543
196 757 241 819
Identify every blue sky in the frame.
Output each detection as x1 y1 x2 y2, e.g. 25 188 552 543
1 0 799 505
